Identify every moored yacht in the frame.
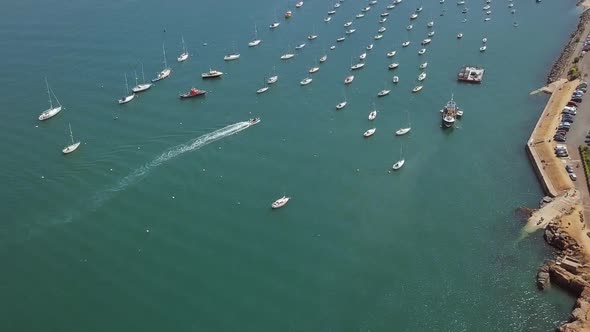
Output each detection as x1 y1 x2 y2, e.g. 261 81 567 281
419 62 428 69
300 77 313 85
351 62 365 70
387 50 397 57
271 196 290 209
388 63 399 69
418 72 427 81
412 85 423 93
38 78 62 121
392 76 399 83
377 89 391 97
132 63 153 93
201 69 224 78
402 41 411 47
344 75 354 84
363 128 376 137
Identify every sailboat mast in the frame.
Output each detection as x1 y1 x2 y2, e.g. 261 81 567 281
124 73 129 95
181 36 186 53
134 70 139 85
68 123 74 144
45 77 53 109
162 43 168 69
141 63 146 83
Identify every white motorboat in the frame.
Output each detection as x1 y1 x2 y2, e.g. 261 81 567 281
379 17 387 23
402 41 410 47
152 44 172 82
271 196 290 209
280 53 295 60
345 29 356 34
336 101 347 110
396 127 411 135
320 54 328 63
392 76 399 83
366 44 374 50
249 117 261 125
308 34 318 40
484 17 491 21
387 50 397 57
410 13 418 20
328 10 337 15
368 109 377 120
132 63 153 93
356 13 365 18
457 33 463 39
62 123 80 154
309 66 320 74
482 37 487 43
337 36 346 42
407 24 413 30
418 72 426 81
377 89 391 97
392 145 405 170
118 73 135 105
480 45 487 52
380 12 389 17
330 45 336 50
363 128 376 137
177 36 189 61
362 6 371 12
427 21 434 27
344 75 354 84
416 6 423 12
224 53 240 61
325 16 332 22
38 78 63 121
201 69 224 78
374 34 383 40
351 62 365 70
419 62 428 69
296 1 304 8
412 85 423 93
418 48 426 55
388 63 399 69
257 86 269 94
422 38 431 45
428 31 435 37
344 21 353 27
360 52 367 60
295 43 306 50
270 22 280 29
378 27 386 33
300 77 313 85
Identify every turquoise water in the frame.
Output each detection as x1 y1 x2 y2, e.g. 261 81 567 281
0 0 583 330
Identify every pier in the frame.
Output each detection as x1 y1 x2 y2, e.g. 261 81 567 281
526 80 579 197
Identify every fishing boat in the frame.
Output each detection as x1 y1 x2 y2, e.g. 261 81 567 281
179 87 207 99
346 29 356 34
271 196 290 209
366 44 374 50
420 62 428 69
387 50 397 57
418 72 427 81
351 62 365 70
38 78 62 121
249 24 262 47
62 123 80 154
132 63 153 93
377 89 391 97
344 75 354 84
201 69 224 78
402 41 410 47
364 128 376 137
151 44 171 82
360 52 367 60
300 77 313 85
388 63 399 69
309 66 320 74
418 48 426 55
392 76 399 83
267 66 278 84
295 43 306 50
320 54 328 63
177 36 189 61
441 94 460 128
392 145 405 170
412 85 423 93
118 73 135 104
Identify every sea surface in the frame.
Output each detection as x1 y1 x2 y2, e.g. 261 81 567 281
0 0 584 331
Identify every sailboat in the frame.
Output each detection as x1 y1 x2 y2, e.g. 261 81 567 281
62 123 80 154
249 24 262 47
151 44 171 82
257 78 269 94
270 10 281 29
392 145 405 170
307 26 318 40
132 63 152 93
177 36 189 62
396 111 411 135
267 66 279 84
368 103 377 120
224 42 240 61
336 91 347 110
118 73 135 104
38 77 63 121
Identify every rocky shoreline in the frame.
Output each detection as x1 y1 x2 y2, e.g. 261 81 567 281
547 8 590 84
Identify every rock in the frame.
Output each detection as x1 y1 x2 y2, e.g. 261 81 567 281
547 10 590 84
537 266 551 290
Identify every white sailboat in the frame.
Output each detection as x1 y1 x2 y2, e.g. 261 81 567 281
118 73 135 104
336 91 347 110
392 145 405 170
224 42 240 61
267 66 278 84
132 63 152 93
395 111 411 135
177 36 189 62
257 78 269 94
38 77 62 121
152 44 171 82
62 123 80 154
368 104 377 120
363 128 376 137
249 24 262 47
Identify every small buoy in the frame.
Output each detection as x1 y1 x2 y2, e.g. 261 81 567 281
172 196 175 199
356 168 360 172
110 168 113 171
35 125 39 128
202 168 206 172
218 147 221 150
146 229 150 233
41 175 45 179
138 147 140 149
203 42 208 46
180 122 182 125
237 202 241 205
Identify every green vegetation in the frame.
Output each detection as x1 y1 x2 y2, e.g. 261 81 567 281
579 146 590 190
569 65 581 80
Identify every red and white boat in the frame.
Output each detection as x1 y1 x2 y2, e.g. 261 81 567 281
179 87 207 99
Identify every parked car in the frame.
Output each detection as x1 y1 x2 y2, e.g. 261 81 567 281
566 165 574 173
571 97 583 103
555 136 566 142
564 105 577 111
570 173 577 181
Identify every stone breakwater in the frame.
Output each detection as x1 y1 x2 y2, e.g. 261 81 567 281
547 9 590 84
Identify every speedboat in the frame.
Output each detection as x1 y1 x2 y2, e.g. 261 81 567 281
419 62 428 69
344 21 353 27
280 53 295 59
201 69 224 78
300 77 313 85
422 38 431 45
428 31 435 37
325 16 332 22
396 127 411 135
366 44 374 50
320 55 328 62
368 110 377 120
309 66 320 74
427 21 434 27
392 76 399 83
336 101 347 109
392 159 405 170
337 37 346 42
402 41 410 47
179 87 207 99
418 48 426 55
377 89 391 97
374 34 383 40
457 33 463 39
249 117 261 125
482 37 487 43
388 63 399 69
407 24 413 30
344 75 354 84
363 128 376 137
412 85 423 93
378 27 386 33
360 52 367 60
256 86 269 94
271 196 290 209
379 17 387 23
307 34 318 40
351 63 365 70
267 76 278 84
356 13 365 18
118 93 135 105
410 13 418 20
224 53 240 61
345 29 356 34
295 43 306 50
270 22 280 29
480 45 487 52
418 72 426 81
387 50 397 57
296 1 303 8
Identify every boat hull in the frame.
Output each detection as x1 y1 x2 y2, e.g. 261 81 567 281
62 142 80 154
38 106 62 121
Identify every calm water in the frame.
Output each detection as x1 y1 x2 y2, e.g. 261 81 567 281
0 0 582 331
